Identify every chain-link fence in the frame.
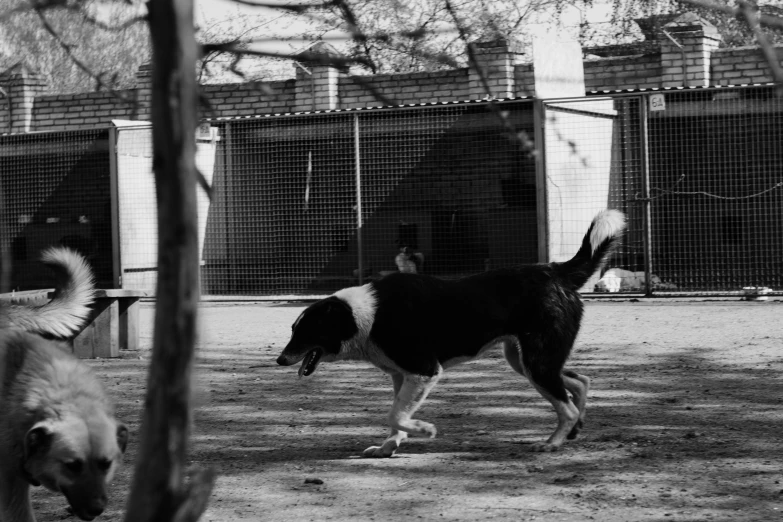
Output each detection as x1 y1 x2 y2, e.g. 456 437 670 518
2 87 781 298
0 129 114 290
545 85 783 295
199 102 538 296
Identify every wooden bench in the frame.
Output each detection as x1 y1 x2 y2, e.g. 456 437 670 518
0 288 146 358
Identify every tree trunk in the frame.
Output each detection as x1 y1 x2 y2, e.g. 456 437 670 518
124 0 214 520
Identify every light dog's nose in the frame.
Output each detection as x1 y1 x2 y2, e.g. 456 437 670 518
82 496 106 520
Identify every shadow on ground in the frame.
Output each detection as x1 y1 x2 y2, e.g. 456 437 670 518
31 301 783 522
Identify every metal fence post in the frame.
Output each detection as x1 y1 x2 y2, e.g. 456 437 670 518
224 121 234 294
354 113 364 285
640 96 653 296
534 99 549 264
109 125 122 289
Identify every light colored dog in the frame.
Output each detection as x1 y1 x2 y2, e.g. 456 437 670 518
0 330 128 521
0 247 126 521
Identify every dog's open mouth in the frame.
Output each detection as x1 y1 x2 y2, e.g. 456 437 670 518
298 348 323 377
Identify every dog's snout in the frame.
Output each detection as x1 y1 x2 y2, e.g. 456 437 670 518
276 354 289 366
79 498 106 521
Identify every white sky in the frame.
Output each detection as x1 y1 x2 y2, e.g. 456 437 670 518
191 0 624 81
194 0 619 53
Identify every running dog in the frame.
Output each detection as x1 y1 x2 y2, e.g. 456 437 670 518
0 247 95 339
277 210 626 457
0 330 128 521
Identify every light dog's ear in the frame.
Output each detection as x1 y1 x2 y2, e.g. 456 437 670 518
116 424 129 453
23 423 54 487
24 423 53 459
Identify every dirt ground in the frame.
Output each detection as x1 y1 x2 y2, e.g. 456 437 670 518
30 299 783 522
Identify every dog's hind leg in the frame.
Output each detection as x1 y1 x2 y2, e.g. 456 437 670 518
363 370 440 458
502 341 580 452
562 369 590 439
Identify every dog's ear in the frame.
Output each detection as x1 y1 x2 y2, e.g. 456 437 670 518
24 423 54 460
116 424 129 453
324 299 357 341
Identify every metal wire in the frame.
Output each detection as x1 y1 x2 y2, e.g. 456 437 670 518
2 88 780 298
542 97 646 292
646 87 783 292
551 85 783 294
0 129 112 291
200 101 537 296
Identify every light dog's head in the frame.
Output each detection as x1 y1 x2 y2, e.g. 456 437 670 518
276 296 358 377
23 412 128 521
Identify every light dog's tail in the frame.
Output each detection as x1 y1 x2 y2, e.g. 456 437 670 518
4 247 95 339
553 210 626 290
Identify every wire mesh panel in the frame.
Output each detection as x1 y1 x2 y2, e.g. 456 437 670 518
201 101 537 297
202 115 356 295
647 86 783 293
358 102 537 282
542 97 645 292
0 129 113 290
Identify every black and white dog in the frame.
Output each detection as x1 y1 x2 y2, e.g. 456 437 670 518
277 210 626 457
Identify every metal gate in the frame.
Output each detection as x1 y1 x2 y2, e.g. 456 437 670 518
543 85 783 295
0 129 114 291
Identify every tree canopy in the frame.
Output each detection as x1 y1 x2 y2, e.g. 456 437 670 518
2 1 782 91
0 0 149 94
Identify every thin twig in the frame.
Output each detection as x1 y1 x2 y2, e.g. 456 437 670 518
679 0 783 30
32 7 138 104
736 0 783 94
443 0 536 156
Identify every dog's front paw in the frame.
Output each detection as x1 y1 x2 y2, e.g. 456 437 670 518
529 442 561 453
363 444 397 458
407 420 437 438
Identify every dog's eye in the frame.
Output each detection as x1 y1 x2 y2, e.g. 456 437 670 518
64 460 84 474
96 459 112 472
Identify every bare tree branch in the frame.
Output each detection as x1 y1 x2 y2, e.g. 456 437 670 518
31 6 138 103
443 0 536 156
736 0 783 90
200 44 373 72
680 0 783 30
0 0 147 30
224 0 335 13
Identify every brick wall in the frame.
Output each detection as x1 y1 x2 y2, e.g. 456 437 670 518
711 46 783 85
202 80 296 117
31 91 138 132
2 11 783 134
339 69 470 108
584 54 662 91
0 99 8 133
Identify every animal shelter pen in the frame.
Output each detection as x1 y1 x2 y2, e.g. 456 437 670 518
543 84 783 295
0 86 781 298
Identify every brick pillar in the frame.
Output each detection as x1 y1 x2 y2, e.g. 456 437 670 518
0 66 47 133
134 62 152 121
469 39 515 99
660 13 721 88
294 42 341 112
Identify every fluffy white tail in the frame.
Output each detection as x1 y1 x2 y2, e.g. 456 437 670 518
3 247 95 338
554 210 627 290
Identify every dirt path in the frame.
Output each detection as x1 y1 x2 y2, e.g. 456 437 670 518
31 300 783 522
